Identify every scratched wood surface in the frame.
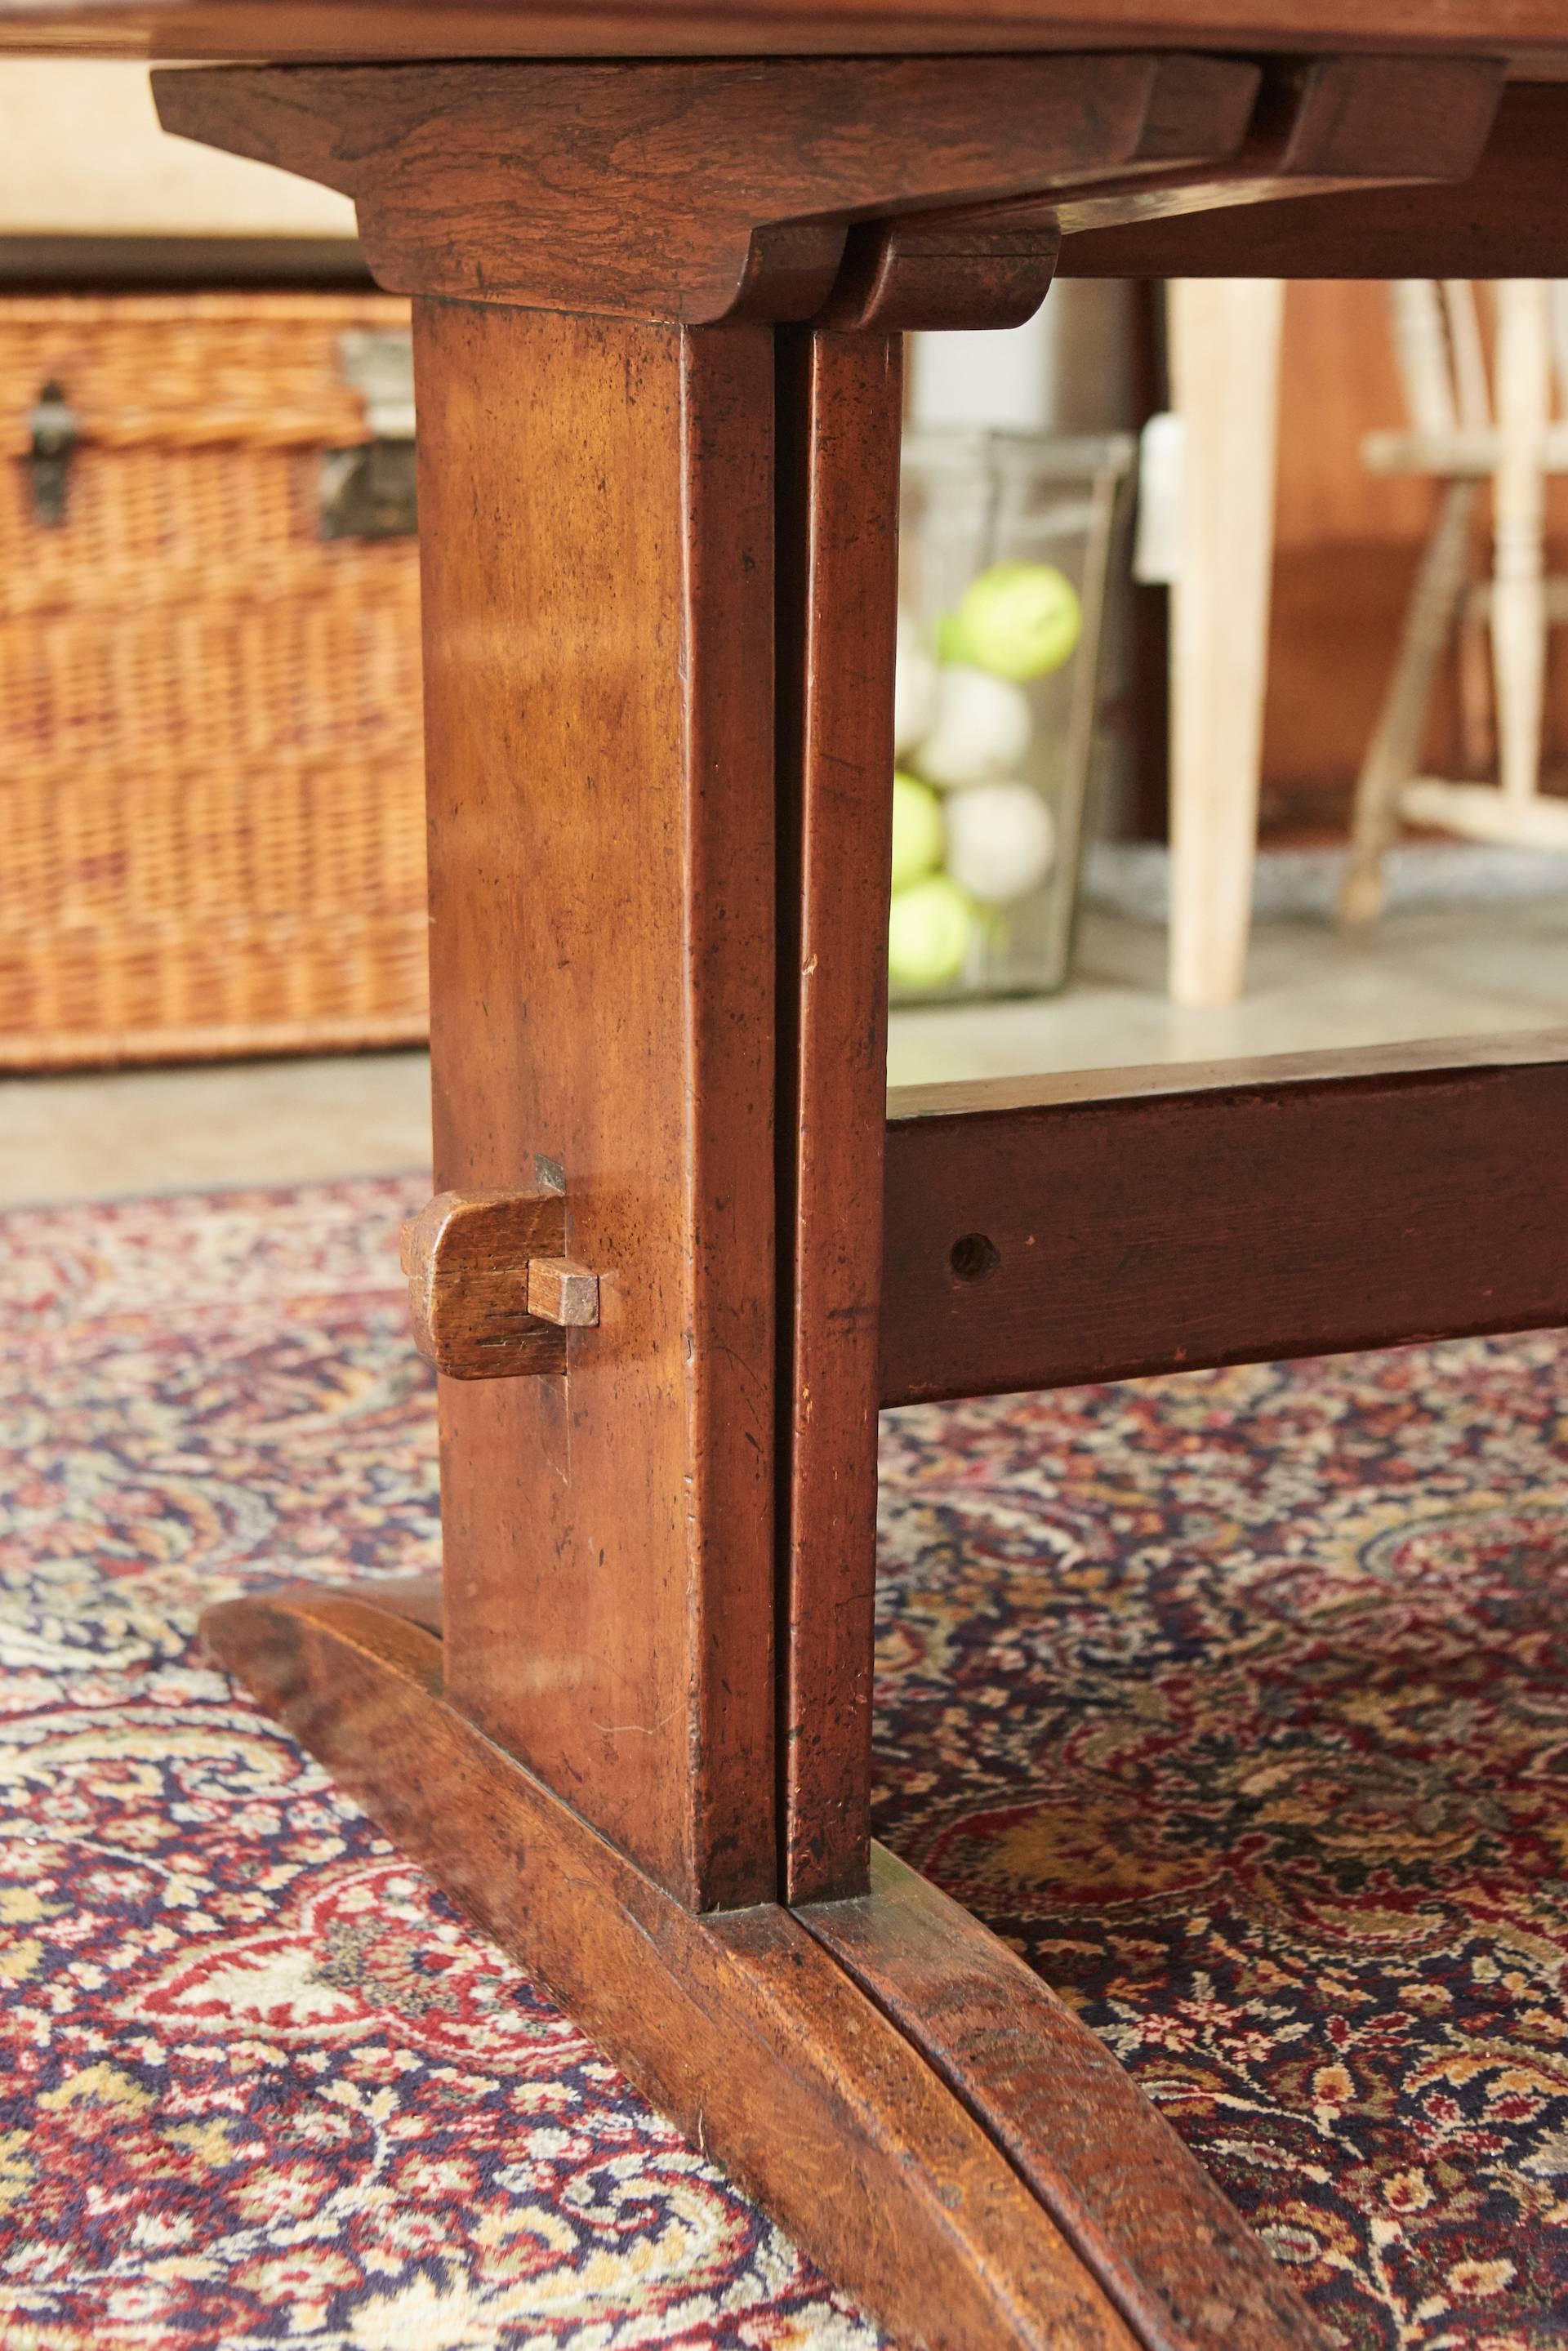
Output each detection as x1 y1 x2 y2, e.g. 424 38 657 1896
801 1846 1326 2351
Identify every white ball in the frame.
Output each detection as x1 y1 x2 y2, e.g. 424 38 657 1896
893 612 938 757
942 781 1057 906
912 665 1033 790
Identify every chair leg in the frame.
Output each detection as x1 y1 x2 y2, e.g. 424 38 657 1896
1490 278 1551 810
1167 278 1285 1009
1339 479 1477 928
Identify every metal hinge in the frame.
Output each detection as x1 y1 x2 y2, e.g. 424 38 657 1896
27 381 78 527
320 328 417 541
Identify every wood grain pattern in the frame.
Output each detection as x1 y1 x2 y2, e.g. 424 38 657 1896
774 327 902 1907
1059 80 1568 277
400 1189 568 1379
801 1846 1327 2351
414 298 778 1912
6 0 1568 65
201 1582 1149 2351
153 55 1165 322
880 1038 1568 1405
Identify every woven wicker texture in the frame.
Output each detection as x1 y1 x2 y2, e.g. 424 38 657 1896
0 294 429 1066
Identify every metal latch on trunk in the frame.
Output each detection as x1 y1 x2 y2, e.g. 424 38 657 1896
27 381 78 527
320 329 416 541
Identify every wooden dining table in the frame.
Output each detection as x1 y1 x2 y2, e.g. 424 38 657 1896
6 4 1568 2344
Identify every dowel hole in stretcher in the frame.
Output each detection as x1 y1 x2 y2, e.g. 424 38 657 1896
948 1232 1001 1285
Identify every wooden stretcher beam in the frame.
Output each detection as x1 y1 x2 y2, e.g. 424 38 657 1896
881 1035 1568 1406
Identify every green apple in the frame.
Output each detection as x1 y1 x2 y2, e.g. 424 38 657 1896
891 771 944 890
944 562 1081 682
888 874 976 992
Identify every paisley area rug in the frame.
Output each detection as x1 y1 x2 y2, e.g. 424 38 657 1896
2 1173 1566 2350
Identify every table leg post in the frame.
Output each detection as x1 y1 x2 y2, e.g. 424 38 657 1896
409 297 781 1911
776 325 902 1904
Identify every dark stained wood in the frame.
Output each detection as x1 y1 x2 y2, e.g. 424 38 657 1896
1246 52 1501 180
1056 51 1503 227
801 1846 1327 2351
1125 50 1261 163
890 1026 1568 1118
6 0 1568 64
201 1582 1151 2351
774 327 902 1907
881 1036 1568 1407
399 1189 568 1380
820 220 1061 335
153 55 1169 323
1059 78 1568 276
814 50 1253 332
898 53 1502 272
413 296 778 1912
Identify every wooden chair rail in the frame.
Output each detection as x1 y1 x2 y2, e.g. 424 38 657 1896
881 1035 1568 1406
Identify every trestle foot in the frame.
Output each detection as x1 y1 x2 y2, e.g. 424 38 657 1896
204 1585 1321 2351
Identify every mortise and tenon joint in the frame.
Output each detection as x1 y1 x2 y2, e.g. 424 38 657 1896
399 1188 600 1378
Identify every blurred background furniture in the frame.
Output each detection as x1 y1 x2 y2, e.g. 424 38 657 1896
0 66 434 1067
1 292 426 1066
1162 274 1568 1002
1343 278 1568 924
1166 276 1284 1007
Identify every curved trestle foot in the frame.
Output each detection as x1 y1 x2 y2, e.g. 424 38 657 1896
202 1583 1324 2351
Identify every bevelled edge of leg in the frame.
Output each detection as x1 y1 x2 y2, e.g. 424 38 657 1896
799 1846 1328 2351
198 1585 1141 2351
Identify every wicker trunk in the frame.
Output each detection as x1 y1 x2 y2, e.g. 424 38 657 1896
0 292 428 1068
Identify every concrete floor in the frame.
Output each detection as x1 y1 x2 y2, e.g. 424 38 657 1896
2 900 1566 1207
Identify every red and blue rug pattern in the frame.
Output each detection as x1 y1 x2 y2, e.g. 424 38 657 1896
2 1174 1566 2349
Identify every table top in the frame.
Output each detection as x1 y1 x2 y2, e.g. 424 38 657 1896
2 0 1566 66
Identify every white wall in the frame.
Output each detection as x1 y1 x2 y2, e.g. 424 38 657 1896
909 282 1138 434
0 62 357 235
